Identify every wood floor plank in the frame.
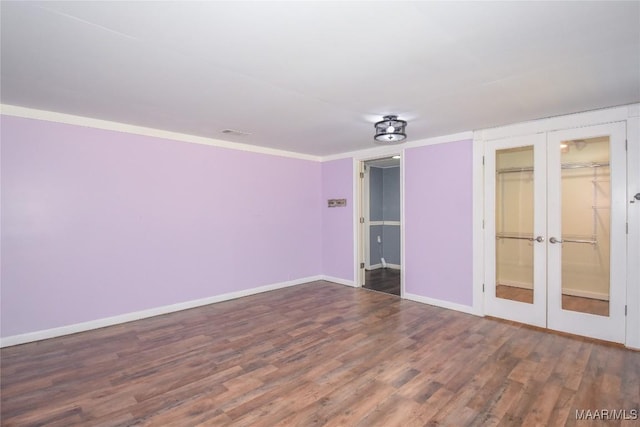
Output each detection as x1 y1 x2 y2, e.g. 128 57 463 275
364 268 400 296
1 281 638 426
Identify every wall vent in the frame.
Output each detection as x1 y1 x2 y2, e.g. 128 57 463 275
221 129 252 136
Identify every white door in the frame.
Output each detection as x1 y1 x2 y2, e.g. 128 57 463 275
484 133 548 328
547 122 627 343
484 122 627 343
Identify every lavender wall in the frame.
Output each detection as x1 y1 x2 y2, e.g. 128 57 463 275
321 158 353 281
404 139 473 306
1 116 322 337
382 167 400 221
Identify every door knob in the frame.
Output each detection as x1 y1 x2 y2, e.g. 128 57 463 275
534 236 545 242
632 193 640 203
549 237 563 244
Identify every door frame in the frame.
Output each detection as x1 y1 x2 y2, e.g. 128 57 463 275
354 153 403 295
473 104 640 348
627 113 640 349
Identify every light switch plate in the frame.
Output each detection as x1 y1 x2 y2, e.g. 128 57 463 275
328 198 347 207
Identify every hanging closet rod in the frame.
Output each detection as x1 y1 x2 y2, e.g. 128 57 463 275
561 238 597 245
496 234 535 242
496 233 597 245
497 161 609 174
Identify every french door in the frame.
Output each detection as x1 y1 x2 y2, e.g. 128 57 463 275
484 122 627 343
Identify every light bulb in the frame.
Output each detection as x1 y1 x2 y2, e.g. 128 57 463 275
386 125 395 133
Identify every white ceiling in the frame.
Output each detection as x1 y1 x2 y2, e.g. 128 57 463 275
1 1 638 157
366 157 400 168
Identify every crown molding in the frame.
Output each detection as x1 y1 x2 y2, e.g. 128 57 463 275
0 104 322 162
321 131 474 162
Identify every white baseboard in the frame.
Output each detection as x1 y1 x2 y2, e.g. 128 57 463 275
404 292 480 316
0 275 322 348
365 264 401 271
320 276 358 287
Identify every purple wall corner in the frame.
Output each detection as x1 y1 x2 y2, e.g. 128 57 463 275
321 158 354 282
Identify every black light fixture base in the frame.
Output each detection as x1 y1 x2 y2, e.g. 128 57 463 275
374 115 407 143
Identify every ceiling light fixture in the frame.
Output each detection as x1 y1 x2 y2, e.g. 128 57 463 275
573 139 587 150
374 115 407 143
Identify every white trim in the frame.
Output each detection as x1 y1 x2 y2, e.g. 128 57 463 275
321 275 358 287
322 131 473 162
353 158 362 287
478 104 637 142
0 104 321 162
0 275 322 348
404 292 480 316
475 104 640 348
363 165 371 269
369 220 400 226
626 115 640 349
367 263 401 270
355 153 404 292
472 134 485 316
400 151 406 298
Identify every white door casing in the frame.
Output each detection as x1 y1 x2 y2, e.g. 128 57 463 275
484 122 627 344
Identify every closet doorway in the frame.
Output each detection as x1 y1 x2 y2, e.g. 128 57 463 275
484 122 627 343
358 156 402 296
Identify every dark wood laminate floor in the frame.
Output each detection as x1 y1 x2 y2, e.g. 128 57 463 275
364 268 400 296
1 281 638 426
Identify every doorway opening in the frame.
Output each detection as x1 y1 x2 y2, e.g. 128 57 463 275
358 156 402 296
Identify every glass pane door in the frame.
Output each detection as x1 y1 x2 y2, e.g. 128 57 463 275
484 134 547 328
559 136 610 316
547 122 626 343
495 146 535 304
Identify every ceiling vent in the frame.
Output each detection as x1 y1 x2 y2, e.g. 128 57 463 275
221 129 251 136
